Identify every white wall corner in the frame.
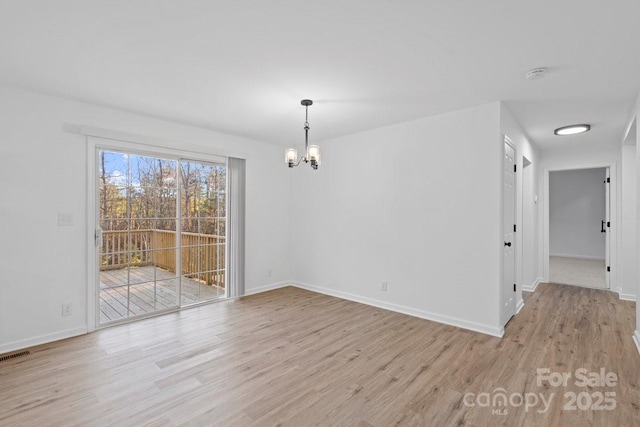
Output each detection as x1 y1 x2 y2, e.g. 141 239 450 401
522 277 543 292
516 299 525 314
243 281 291 297
615 287 636 301
291 281 504 338
633 330 640 357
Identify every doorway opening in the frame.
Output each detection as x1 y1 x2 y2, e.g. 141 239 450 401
548 167 609 289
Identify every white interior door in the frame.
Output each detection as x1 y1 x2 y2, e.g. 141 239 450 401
502 139 517 326
605 167 610 288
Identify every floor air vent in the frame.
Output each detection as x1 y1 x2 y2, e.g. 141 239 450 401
0 350 31 362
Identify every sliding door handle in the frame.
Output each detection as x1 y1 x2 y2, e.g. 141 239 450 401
601 220 606 233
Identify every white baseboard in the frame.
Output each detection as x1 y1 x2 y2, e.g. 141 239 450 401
0 282 292 355
549 253 605 261
290 281 503 338
0 326 87 355
633 330 640 358
0 283 292 355
615 287 636 301
516 299 525 314
522 277 543 292
243 281 291 296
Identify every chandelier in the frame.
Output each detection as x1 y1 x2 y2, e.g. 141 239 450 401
285 99 320 170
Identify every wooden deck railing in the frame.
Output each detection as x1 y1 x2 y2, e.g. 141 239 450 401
100 229 225 288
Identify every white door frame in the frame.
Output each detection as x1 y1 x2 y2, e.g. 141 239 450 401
501 136 517 327
542 163 617 289
85 135 228 332
519 155 534 305
605 167 611 288
86 138 98 333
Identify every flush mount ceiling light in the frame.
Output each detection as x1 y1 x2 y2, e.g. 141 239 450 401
285 99 320 170
554 124 591 136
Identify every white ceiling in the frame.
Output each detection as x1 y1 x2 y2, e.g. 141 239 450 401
1 1 639 151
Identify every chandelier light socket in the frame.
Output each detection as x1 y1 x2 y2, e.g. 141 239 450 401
285 148 298 167
307 145 321 169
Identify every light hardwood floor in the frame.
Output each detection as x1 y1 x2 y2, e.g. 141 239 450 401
0 283 638 426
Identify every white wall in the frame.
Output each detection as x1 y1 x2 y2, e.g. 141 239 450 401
549 168 606 259
500 104 540 302
630 93 640 352
521 161 537 288
619 142 636 300
636 121 640 355
289 102 504 336
0 85 292 353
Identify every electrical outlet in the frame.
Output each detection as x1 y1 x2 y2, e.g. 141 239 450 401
57 213 74 226
62 303 72 317
381 281 388 292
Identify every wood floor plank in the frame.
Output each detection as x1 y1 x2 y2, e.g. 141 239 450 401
0 283 638 426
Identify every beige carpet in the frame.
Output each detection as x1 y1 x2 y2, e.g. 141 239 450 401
549 256 607 289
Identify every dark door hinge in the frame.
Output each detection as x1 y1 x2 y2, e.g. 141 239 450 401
513 284 516 292
514 164 517 172
513 224 516 232
607 266 611 272
607 221 610 228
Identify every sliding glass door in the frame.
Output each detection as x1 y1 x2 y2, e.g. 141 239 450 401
179 161 227 305
97 148 226 326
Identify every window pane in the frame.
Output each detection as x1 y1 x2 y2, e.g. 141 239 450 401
98 150 225 325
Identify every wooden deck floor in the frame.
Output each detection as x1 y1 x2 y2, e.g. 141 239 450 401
100 266 223 324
